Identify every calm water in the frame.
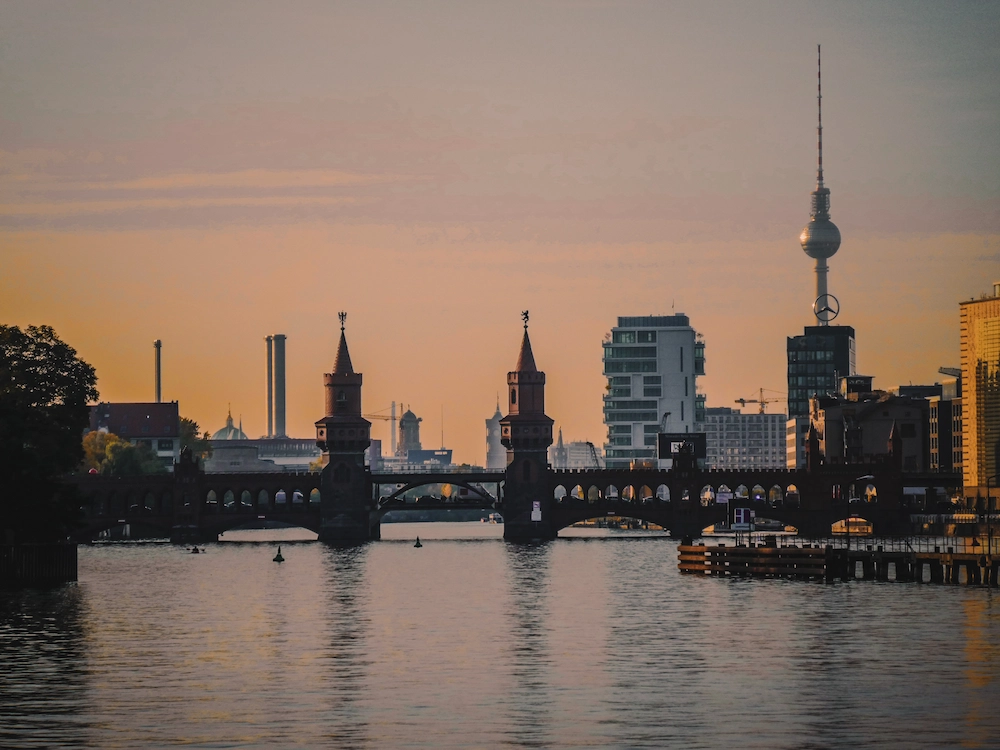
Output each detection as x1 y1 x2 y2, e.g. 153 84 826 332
2 523 999 749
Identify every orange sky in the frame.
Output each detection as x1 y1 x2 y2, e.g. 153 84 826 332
2 2 998 464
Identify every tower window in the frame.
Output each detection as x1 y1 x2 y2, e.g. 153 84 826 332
511 388 517 405
337 390 346 402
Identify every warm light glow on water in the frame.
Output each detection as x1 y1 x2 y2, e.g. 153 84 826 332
3 523 1000 748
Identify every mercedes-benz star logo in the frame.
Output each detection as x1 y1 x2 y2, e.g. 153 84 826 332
813 294 840 322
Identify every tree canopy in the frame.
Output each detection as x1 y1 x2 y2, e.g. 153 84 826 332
0 325 98 542
180 417 213 458
81 430 166 476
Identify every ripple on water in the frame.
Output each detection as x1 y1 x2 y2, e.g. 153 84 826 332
1 525 999 749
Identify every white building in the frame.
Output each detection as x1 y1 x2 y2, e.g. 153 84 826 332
696 407 787 470
602 314 705 469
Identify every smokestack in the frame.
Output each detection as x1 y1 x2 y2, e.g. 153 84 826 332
265 336 273 438
153 340 162 403
274 334 287 438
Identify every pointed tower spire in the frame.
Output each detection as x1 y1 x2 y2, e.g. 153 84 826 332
515 310 537 372
333 311 354 375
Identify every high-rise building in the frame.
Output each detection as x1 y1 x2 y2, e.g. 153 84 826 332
929 367 962 474
697 407 786 470
786 325 856 417
602 314 704 469
960 282 1000 500
485 402 505 470
786 49 856 469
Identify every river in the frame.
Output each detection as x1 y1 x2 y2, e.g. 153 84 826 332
2 523 999 748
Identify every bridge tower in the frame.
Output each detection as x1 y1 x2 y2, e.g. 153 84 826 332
315 313 375 542
500 313 556 540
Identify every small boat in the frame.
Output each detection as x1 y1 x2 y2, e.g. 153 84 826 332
273 546 285 563
414 537 423 548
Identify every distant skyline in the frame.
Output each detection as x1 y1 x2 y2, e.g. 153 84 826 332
2 1 998 463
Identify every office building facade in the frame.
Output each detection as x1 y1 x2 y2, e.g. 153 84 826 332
697 407 787 470
960 283 1000 499
786 325 856 418
602 314 704 469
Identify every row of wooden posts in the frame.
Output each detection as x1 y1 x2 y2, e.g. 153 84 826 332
678 542 999 586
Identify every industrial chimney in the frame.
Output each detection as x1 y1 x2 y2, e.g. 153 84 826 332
273 334 287 438
265 336 274 438
153 339 162 403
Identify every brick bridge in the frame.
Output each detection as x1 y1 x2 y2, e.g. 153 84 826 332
70 319 959 543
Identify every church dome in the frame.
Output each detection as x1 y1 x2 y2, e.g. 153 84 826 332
212 409 248 440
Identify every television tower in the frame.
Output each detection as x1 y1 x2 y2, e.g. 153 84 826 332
799 45 841 325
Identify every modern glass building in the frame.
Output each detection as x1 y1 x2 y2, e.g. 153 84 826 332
602 314 704 469
960 283 1000 499
786 325 856 417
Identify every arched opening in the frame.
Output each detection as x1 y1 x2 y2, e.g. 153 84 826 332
240 490 253 509
337 390 346 403
832 516 873 536
223 490 236 512
656 484 670 502
736 484 749 500
570 485 584 500
768 485 783 508
640 485 653 504
681 488 690 502
751 484 766 502
785 484 800 508
865 484 878 503
587 486 601 503
605 485 619 499
275 489 287 505
622 485 636 502
309 488 321 504
258 489 270 508
205 490 218 513
554 485 567 501
143 492 155 513
127 492 139 513
719 484 732 495
510 388 517 405
700 485 716 507
292 489 304 504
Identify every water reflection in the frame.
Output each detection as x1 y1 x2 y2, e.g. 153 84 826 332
0 586 92 749
502 541 553 748
319 545 372 748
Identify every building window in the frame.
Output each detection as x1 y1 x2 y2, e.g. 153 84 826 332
680 347 684 372
681 402 684 421
511 388 516 405
685 377 688 397
610 388 631 397
158 439 174 451
612 331 637 344
643 376 661 385
637 331 656 343
644 387 661 397
610 425 631 434
643 424 660 433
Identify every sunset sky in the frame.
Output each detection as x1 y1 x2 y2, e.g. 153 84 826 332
2 1 998 464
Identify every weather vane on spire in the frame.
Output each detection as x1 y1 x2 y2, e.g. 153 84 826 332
521 310 529 330
338 311 347 331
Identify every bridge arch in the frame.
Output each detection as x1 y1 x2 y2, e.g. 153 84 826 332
587 485 601 503
606 485 619 499
768 485 783 508
656 484 670 502
570 484 584 500
554 485 567 501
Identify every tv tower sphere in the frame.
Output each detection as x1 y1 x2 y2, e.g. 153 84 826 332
800 200 841 260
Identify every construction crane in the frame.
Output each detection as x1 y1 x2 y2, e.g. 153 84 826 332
363 402 398 455
735 388 786 414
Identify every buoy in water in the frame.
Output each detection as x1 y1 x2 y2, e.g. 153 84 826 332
273 546 285 563
414 537 422 548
